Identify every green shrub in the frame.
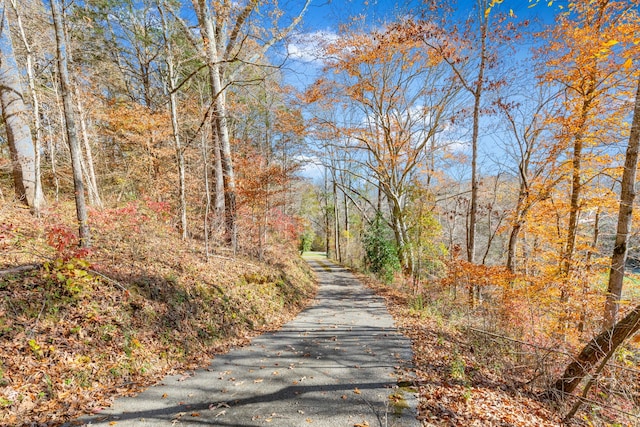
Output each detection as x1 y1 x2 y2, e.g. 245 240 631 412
363 213 400 283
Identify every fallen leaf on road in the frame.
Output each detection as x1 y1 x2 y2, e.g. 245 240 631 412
172 412 186 420
354 388 361 394
209 402 230 410
177 373 192 381
354 422 369 427
254 378 264 383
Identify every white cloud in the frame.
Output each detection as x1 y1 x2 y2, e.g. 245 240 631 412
296 155 325 181
287 30 339 63
442 140 469 152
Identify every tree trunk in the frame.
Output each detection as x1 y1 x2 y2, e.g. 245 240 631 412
603 77 640 329
344 190 349 263
201 130 211 260
553 303 640 397
389 193 414 276
9 0 45 215
75 91 102 207
506 221 522 273
159 4 187 240
561 130 585 278
324 172 331 259
0 1 44 212
170 83 188 240
193 0 237 252
212 121 225 228
466 11 487 265
333 179 341 263
51 0 90 247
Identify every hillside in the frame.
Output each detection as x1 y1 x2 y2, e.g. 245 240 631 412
0 200 316 426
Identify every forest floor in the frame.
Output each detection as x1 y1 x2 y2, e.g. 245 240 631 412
360 275 571 427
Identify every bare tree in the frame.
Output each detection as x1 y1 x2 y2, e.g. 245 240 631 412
309 25 458 275
158 1 187 239
0 0 44 213
51 0 90 247
189 0 309 253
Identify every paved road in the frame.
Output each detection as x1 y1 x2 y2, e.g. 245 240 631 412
77 257 419 426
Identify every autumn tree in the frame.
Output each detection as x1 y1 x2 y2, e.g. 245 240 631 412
232 76 307 258
158 1 187 238
307 24 458 276
407 0 508 264
494 85 562 273
189 0 309 253
540 0 639 330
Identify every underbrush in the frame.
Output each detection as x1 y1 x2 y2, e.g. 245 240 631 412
0 200 315 426
360 266 640 427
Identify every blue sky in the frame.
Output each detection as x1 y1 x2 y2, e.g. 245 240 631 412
284 0 560 76
287 0 564 181
297 0 559 32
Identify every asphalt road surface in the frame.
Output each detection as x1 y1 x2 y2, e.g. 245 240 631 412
77 256 419 426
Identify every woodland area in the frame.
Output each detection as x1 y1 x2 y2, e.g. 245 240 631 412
1 0 640 425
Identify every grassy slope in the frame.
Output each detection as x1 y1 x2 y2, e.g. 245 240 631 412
0 201 316 426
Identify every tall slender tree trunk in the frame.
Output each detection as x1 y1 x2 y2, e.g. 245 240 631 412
559 97 593 320
466 9 488 265
0 0 44 212
190 1 225 234
75 92 102 207
193 0 237 252
506 221 523 273
51 0 90 247
324 172 331 259
561 128 585 276
202 130 211 260
159 4 187 240
59 4 101 207
333 179 341 263
212 123 225 227
603 77 640 329
9 0 45 215
168 62 187 240
558 5 601 291
344 191 349 263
